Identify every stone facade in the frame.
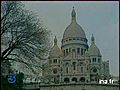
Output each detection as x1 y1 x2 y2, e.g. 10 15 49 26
42 7 111 85
23 7 119 90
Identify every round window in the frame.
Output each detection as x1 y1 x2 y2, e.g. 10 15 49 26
53 68 57 74
93 68 97 73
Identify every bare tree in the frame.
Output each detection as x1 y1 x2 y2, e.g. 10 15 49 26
1 1 50 74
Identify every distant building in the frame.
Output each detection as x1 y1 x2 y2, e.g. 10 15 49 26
24 7 119 90
43 7 111 84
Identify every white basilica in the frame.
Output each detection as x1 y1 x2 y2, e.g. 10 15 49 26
42 7 110 84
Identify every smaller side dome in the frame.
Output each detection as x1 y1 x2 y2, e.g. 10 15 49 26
87 34 101 56
49 36 62 58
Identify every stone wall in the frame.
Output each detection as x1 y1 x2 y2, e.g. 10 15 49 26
24 83 119 90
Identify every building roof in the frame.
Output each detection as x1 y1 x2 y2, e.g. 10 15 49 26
63 7 86 39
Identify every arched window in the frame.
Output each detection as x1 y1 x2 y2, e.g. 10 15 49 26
95 58 96 62
64 50 65 56
64 78 69 83
73 62 76 70
66 67 68 74
53 68 57 74
84 49 86 54
53 59 57 63
77 48 80 54
66 49 68 55
65 62 69 73
93 58 96 62
69 48 71 52
81 67 83 73
72 49 75 52
81 48 83 55
73 38 75 40
90 59 91 63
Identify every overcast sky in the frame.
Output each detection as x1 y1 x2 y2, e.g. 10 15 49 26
23 1 119 76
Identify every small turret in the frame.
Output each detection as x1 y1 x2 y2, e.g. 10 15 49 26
54 36 57 45
71 6 76 21
49 36 62 58
87 34 101 56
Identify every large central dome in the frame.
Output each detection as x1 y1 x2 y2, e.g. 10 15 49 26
63 7 86 39
61 7 88 56
63 21 86 39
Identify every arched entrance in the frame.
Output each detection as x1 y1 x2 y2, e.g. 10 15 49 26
64 78 69 83
80 77 85 82
72 77 77 82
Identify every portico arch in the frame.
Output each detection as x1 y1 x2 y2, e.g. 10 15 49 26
80 77 85 82
72 77 77 82
64 78 70 83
